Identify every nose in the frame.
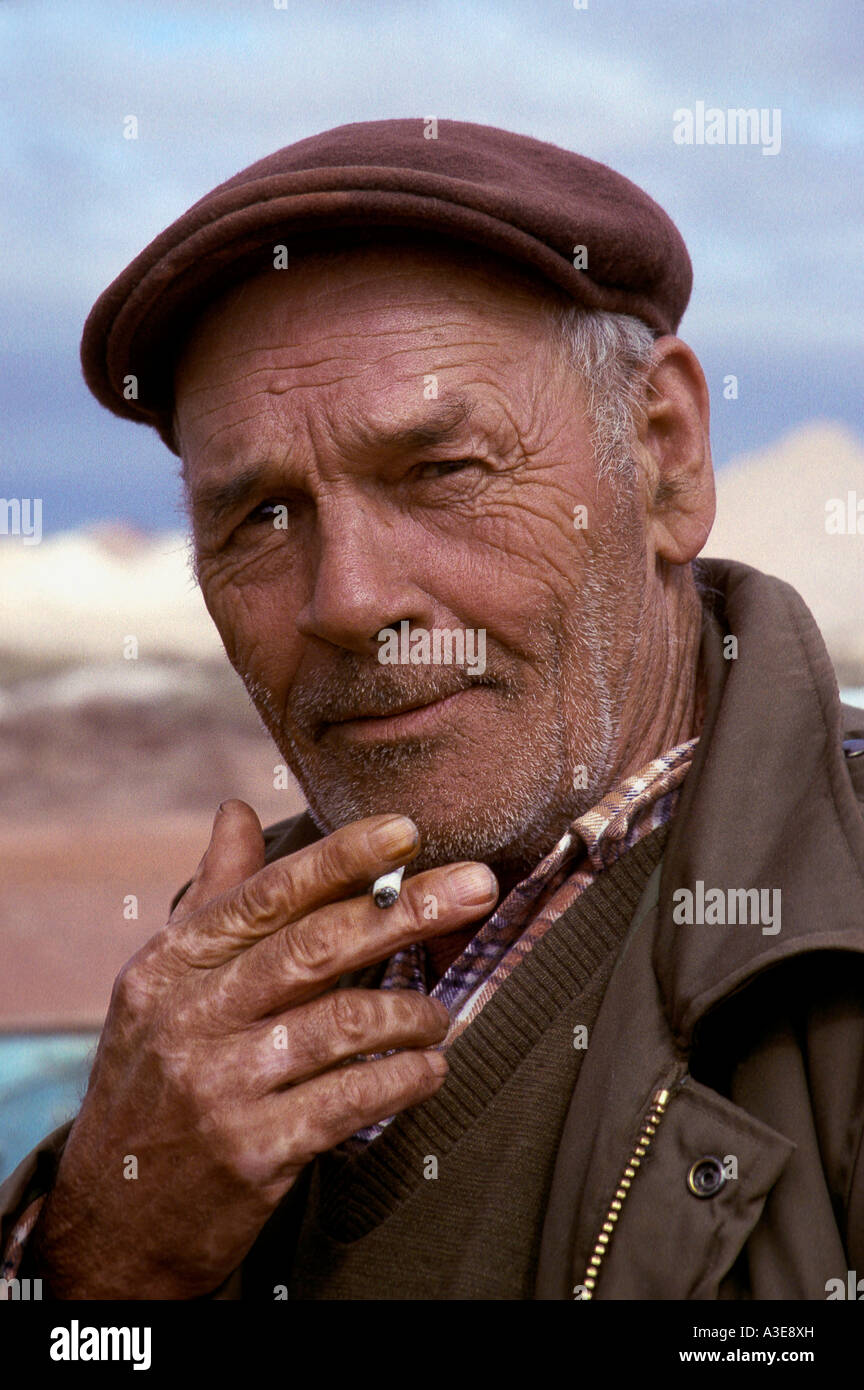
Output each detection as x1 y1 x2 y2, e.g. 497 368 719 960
294 495 436 657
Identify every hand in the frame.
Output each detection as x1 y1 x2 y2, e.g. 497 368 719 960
30 801 498 1298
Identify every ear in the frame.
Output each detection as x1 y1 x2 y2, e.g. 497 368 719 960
636 336 715 564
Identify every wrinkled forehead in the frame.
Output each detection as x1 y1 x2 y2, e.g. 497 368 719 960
171 230 574 458
174 229 570 385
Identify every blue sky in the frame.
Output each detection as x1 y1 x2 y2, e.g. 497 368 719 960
2 0 862 533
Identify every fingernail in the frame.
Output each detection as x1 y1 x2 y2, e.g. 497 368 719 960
370 815 420 858
450 863 498 906
425 1049 449 1077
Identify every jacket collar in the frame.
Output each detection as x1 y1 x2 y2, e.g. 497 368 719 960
655 557 864 1045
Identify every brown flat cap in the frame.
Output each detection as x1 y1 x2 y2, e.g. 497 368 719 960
81 117 692 453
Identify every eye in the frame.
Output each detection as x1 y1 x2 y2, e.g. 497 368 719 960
414 458 481 479
242 498 290 526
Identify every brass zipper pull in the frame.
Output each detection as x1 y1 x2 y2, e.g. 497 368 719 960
576 1087 672 1300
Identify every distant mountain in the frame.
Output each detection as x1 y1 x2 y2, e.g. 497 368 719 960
0 523 221 667
705 421 864 683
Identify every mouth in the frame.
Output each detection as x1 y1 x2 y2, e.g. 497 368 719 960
320 687 477 742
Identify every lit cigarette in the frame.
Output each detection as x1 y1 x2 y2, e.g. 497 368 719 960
372 865 405 908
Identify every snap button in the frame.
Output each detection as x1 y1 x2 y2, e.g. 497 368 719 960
687 1156 725 1198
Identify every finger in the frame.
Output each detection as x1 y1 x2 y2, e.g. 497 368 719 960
246 1048 450 1179
171 800 266 922
173 813 422 967
252 990 450 1091
213 860 498 1019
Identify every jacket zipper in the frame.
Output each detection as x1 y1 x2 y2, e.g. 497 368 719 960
578 1086 672 1300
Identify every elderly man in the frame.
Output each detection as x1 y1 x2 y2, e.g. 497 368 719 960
3 119 864 1302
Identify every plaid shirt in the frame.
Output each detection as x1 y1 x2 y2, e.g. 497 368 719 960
0 737 697 1286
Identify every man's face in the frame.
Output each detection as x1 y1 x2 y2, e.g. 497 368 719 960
175 240 650 874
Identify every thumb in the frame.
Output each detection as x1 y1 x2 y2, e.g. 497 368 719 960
170 799 266 920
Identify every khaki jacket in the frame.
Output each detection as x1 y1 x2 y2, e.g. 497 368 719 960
3 558 864 1299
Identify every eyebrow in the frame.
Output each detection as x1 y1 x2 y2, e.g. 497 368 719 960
185 394 478 530
185 465 272 531
364 393 476 451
